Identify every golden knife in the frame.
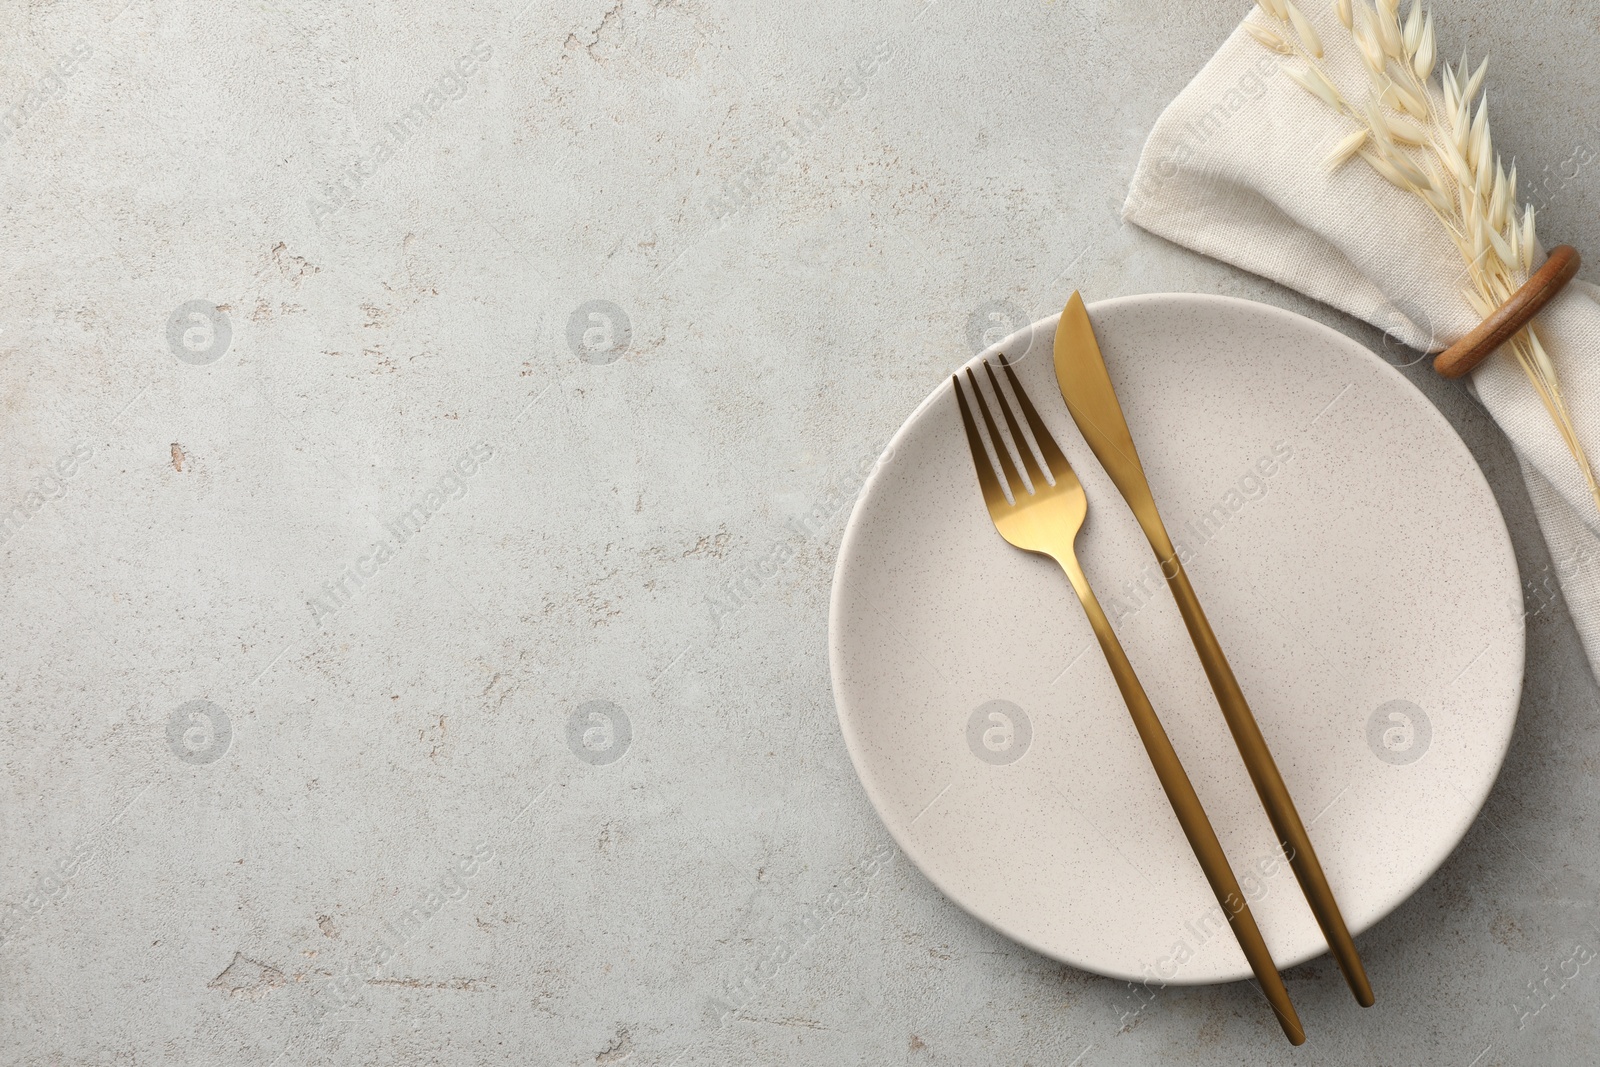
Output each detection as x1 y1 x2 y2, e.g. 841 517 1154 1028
1051 292 1374 1008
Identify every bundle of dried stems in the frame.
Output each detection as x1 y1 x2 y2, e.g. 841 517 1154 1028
1246 0 1600 515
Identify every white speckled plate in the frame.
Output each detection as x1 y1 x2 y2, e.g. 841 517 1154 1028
830 294 1523 984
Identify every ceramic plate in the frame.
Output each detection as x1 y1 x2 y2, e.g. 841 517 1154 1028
830 294 1523 984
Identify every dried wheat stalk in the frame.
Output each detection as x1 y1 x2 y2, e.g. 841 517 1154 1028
1249 0 1600 516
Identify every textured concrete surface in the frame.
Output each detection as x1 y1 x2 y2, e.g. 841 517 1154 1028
2 0 1599 1064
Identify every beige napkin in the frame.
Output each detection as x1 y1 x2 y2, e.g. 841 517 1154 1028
1124 8 1600 674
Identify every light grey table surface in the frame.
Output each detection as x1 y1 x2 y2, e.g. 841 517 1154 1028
4 0 1599 1064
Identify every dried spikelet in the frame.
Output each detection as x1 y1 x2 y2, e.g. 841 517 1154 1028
1474 148 1493 198
1441 62 1460 115
1284 1 1324 57
1413 12 1435 79
1363 149 1418 193
1462 56 1489 102
1422 184 1454 217
1336 0 1353 30
1256 0 1288 20
1359 35 1387 75
1521 204 1537 272
1244 23 1294 53
1373 79 1415 119
1426 139 1450 174
1507 161 1518 205
1374 3 1404 59
1489 160 1508 229
1423 167 1458 216
1383 145 1432 189
1387 114 1428 145
1377 0 1400 15
1435 136 1468 181
1287 64 1345 110
1430 141 1472 193
1403 3 1423 51
1389 76 1429 119
1515 326 1600 525
1485 221 1514 266
1527 327 1561 390
1324 128 1369 169
1452 97 1471 156
1363 96 1394 142
1467 98 1489 171
1463 287 1494 317
1352 10 1387 75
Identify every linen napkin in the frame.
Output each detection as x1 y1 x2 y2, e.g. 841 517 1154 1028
1123 7 1600 675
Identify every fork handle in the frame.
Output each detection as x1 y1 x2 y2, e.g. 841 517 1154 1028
1155 545 1374 1009
1057 553 1305 1046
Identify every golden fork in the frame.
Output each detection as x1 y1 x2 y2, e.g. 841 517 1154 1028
953 356 1305 1046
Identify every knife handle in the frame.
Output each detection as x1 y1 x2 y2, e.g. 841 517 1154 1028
1156 544 1375 1008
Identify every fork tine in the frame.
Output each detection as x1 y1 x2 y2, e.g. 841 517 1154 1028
965 368 1025 497
998 353 1071 472
983 360 1049 488
953 375 1010 512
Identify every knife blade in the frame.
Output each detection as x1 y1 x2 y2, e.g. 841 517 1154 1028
1052 291 1374 1008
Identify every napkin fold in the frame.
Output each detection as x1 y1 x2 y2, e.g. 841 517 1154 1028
1124 9 1600 676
